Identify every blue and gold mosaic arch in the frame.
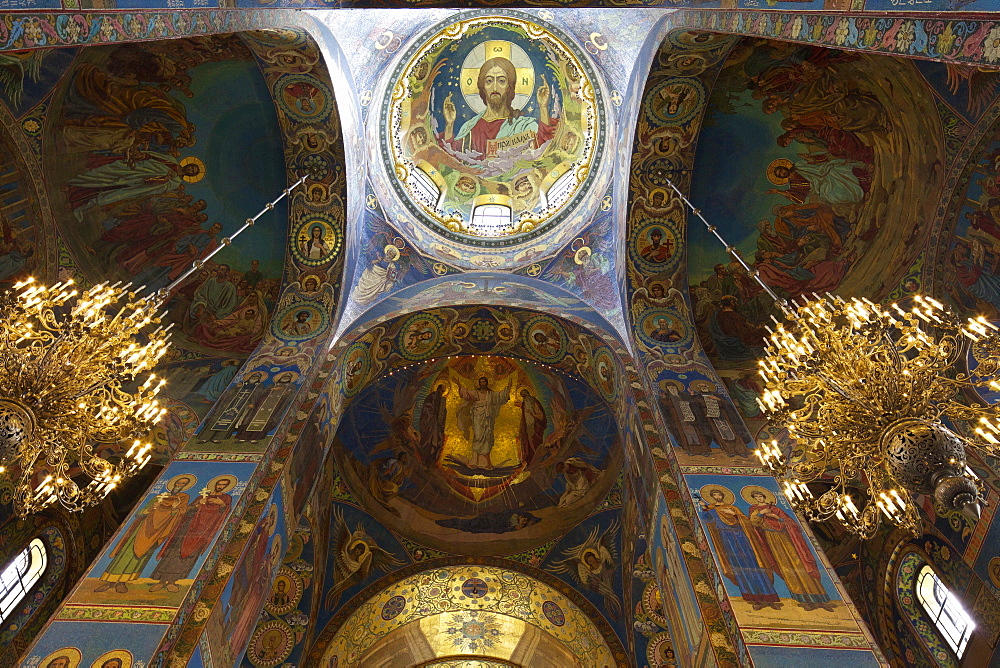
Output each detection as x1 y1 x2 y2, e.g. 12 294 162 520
381 12 604 248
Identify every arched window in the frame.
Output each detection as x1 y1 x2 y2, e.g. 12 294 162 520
915 564 974 659
0 538 47 625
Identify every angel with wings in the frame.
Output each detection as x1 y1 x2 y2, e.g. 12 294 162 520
631 276 685 320
324 507 405 611
548 519 622 621
354 226 434 305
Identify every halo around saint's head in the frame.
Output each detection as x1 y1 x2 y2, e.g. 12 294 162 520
91 649 134 668
766 158 793 185
165 473 198 493
180 155 206 183
740 485 777 505
700 484 735 505
460 40 534 115
40 648 83 668
206 474 238 493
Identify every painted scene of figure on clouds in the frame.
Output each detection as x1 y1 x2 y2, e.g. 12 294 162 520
333 355 622 555
687 40 943 378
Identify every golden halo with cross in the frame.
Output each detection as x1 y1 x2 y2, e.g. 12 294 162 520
460 40 535 115
766 158 793 186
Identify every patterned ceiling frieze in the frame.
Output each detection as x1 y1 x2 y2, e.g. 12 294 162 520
306 558 628 666
0 10 300 51
675 10 1000 68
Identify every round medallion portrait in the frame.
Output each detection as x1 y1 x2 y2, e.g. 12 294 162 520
341 341 371 398
291 214 342 267
264 566 303 616
271 300 329 342
247 619 294 667
523 314 568 363
645 78 704 126
383 12 604 246
646 631 677 666
638 310 689 349
631 219 681 274
274 74 332 124
398 312 445 361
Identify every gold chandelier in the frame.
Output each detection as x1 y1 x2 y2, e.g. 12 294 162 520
753 294 993 538
664 180 992 539
0 279 169 516
0 177 304 517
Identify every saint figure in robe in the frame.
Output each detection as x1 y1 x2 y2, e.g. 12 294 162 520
441 55 557 158
455 374 512 469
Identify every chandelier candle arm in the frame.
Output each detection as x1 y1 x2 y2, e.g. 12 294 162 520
663 176 992 539
0 176 307 517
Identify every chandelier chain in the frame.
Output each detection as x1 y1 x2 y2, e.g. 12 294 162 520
662 176 993 539
0 177 307 517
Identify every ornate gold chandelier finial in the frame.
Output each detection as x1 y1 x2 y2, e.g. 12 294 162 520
0 176 306 517
663 178 992 539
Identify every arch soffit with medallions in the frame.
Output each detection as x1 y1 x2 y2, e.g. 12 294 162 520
309 562 625 667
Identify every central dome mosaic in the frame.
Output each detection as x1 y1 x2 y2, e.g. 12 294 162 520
382 13 605 247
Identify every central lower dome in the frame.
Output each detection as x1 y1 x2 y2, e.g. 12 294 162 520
381 12 604 247
333 355 621 555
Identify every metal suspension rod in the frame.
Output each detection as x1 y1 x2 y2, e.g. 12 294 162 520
662 178 793 317
155 175 308 304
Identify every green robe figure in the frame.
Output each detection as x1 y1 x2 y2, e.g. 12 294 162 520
94 475 193 593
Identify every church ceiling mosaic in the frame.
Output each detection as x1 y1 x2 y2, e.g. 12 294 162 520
333 355 622 555
381 14 603 246
0 28 348 479
687 39 944 431
310 7 652 334
13 7 1000 668
44 36 287 358
318 564 618 666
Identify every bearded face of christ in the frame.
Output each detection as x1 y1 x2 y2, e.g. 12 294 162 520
477 57 517 117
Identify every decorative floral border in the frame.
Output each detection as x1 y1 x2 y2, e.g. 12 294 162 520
57 604 177 623
742 628 872 648
675 10 1000 66
0 9 301 50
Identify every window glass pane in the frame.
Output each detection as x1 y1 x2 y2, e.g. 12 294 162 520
411 168 440 203
470 204 512 237
915 564 974 658
0 538 47 625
